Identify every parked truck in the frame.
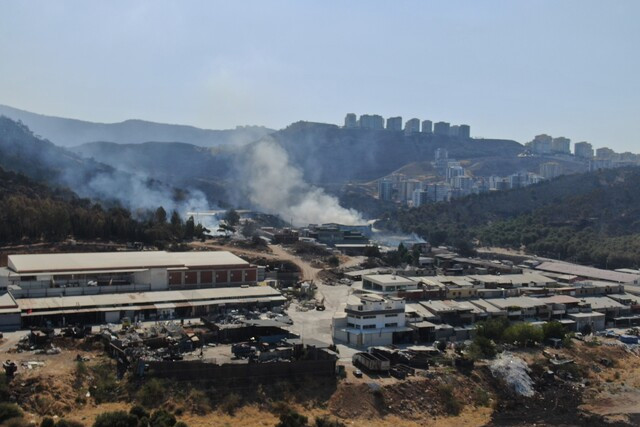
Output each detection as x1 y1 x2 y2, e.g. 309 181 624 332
352 352 390 372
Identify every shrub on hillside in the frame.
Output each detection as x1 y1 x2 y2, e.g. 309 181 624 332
93 411 137 427
0 402 23 423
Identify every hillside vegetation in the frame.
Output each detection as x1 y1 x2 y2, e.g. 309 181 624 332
0 166 204 246
378 167 640 268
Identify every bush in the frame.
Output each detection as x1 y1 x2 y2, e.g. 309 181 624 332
185 389 210 415
0 402 23 423
0 377 11 402
55 420 84 427
468 336 496 360
275 409 308 427
149 409 176 427
475 318 510 341
218 393 242 415
90 363 120 403
437 384 462 416
473 388 491 407
502 323 543 347
174 423 189 427
542 321 566 340
327 256 340 267
41 418 56 427
93 411 137 427
137 378 166 408
4 418 31 427
314 416 345 427
129 405 149 420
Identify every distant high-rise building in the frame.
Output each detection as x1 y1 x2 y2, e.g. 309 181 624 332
425 183 450 202
378 179 394 201
458 124 471 139
540 162 563 179
446 165 465 180
399 179 421 203
412 189 429 207
433 121 450 135
344 113 357 128
596 147 615 159
574 141 594 159
358 114 385 130
449 125 460 137
527 134 553 154
435 148 448 162
404 118 420 135
551 137 571 154
421 120 433 133
386 116 403 131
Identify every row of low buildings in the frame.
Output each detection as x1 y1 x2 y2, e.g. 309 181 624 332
332 264 640 347
343 113 471 138
0 251 286 330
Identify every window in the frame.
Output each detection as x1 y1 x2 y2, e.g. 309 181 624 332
385 323 398 328
385 314 397 318
363 324 376 329
363 315 376 319
357 305 363 311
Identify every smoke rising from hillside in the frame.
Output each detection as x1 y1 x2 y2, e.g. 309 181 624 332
73 171 210 216
241 139 363 226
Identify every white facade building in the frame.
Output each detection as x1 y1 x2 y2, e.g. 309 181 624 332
332 293 410 347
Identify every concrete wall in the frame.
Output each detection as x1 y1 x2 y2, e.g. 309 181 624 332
0 313 21 331
144 357 336 382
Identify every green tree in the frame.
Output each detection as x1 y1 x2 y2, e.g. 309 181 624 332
225 209 240 226
542 321 566 340
502 323 543 347
154 207 167 225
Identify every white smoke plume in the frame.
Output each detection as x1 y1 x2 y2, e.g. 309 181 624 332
242 139 363 226
65 169 210 217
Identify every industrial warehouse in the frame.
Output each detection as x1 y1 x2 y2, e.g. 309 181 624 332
0 251 285 330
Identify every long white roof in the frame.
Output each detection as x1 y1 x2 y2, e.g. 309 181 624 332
17 286 281 311
536 262 640 284
7 251 249 274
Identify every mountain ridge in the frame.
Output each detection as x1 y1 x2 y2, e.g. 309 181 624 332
0 104 274 147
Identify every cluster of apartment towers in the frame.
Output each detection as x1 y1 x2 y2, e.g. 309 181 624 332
344 113 471 138
378 148 549 207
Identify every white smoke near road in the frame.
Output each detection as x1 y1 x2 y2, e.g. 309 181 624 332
242 139 363 226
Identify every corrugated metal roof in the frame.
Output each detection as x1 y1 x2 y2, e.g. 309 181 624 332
8 251 249 274
536 262 640 284
16 286 282 312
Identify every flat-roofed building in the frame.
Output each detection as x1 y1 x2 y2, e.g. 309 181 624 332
332 294 412 346
568 312 605 332
1 251 258 298
536 262 640 284
361 274 418 295
485 296 550 320
468 273 556 289
3 286 286 330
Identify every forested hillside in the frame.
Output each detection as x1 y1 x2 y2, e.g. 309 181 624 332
377 167 640 268
0 167 205 246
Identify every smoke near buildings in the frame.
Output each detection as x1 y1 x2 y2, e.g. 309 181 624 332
240 138 363 226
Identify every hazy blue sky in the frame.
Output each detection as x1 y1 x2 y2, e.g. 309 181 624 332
1 1 639 151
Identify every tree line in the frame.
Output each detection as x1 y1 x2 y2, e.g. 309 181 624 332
377 167 640 268
0 167 206 248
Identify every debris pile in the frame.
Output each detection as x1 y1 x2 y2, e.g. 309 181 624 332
490 352 535 397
